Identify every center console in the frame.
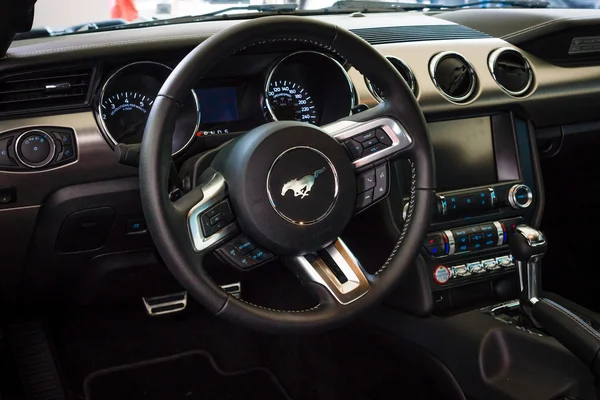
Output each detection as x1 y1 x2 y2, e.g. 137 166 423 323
396 113 541 312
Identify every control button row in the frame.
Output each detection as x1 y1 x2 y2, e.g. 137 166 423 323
356 162 389 210
343 128 393 161
424 218 523 258
200 200 235 237
217 234 275 270
452 223 499 253
439 188 495 215
434 255 516 285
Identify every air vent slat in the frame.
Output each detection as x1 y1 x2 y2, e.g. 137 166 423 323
0 65 94 116
350 25 491 45
5 72 91 84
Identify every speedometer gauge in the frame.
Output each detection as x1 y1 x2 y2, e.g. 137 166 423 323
266 80 317 124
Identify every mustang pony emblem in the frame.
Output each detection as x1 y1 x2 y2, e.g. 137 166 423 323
281 167 326 199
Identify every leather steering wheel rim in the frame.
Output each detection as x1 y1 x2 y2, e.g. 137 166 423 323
140 16 436 333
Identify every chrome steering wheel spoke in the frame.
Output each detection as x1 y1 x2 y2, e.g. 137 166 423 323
323 105 413 169
285 239 371 306
174 172 238 253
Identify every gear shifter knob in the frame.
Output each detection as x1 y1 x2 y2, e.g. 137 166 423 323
509 225 548 262
509 225 547 325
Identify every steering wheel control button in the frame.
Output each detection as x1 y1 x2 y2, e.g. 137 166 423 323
230 235 256 254
433 265 451 285
200 200 235 237
353 131 376 142
363 143 386 156
373 163 389 201
344 139 363 160
267 147 338 225
218 244 257 269
15 130 56 168
361 137 379 148
508 184 533 209
357 169 376 192
249 248 274 263
356 189 374 209
375 128 392 146
0 137 17 167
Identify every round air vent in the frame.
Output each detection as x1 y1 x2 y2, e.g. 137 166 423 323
365 56 417 101
489 48 533 97
429 52 477 103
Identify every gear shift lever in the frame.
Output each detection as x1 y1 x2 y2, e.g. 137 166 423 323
509 225 600 381
508 225 548 325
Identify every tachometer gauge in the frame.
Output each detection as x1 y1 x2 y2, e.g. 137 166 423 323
97 61 200 156
266 80 317 124
100 91 154 144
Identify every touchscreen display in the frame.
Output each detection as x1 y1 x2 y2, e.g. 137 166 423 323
428 117 497 192
194 87 239 124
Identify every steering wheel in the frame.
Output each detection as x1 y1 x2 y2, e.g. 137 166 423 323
140 16 435 333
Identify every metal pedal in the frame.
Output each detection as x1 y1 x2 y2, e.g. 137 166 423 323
142 291 187 316
221 282 242 299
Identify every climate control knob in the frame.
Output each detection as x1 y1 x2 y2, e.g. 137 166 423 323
15 130 56 168
508 184 533 209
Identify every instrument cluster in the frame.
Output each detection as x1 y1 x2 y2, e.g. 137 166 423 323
95 51 356 156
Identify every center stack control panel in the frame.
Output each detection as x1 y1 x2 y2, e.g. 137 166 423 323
423 217 522 291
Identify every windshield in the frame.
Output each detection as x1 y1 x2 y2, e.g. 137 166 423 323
32 0 600 30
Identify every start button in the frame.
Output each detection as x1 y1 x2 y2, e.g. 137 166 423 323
433 265 451 285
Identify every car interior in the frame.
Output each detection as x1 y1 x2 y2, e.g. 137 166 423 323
2 0 600 399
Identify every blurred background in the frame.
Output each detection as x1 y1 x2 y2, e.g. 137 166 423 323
31 0 600 31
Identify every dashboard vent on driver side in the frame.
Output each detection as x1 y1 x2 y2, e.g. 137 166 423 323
0 65 95 116
350 25 491 45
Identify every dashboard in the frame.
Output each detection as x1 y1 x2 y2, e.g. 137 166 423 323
3 8 600 309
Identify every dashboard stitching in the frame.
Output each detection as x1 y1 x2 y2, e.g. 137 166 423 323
502 15 597 40
2 34 215 58
376 159 416 275
234 37 338 56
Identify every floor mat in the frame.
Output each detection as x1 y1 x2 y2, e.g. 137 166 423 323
83 350 291 400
